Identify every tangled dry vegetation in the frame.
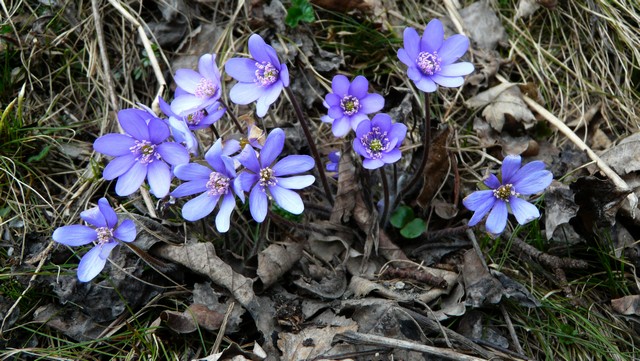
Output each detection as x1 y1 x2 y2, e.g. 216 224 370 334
1 0 640 360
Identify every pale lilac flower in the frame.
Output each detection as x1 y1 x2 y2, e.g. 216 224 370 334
94 108 190 197
326 151 341 173
52 198 136 282
171 139 243 233
171 54 222 115
353 113 407 170
235 128 315 222
225 34 290 117
463 155 553 235
321 75 384 137
398 19 474 93
158 96 225 131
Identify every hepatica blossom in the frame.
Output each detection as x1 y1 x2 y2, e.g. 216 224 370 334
159 96 225 131
94 108 190 197
322 75 384 137
398 19 474 92
235 128 315 222
225 34 290 117
463 155 553 235
353 113 407 170
52 198 136 282
171 54 223 115
171 139 243 233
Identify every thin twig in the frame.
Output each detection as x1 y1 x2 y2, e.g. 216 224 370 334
91 0 119 134
211 302 235 354
379 167 390 226
500 303 525 356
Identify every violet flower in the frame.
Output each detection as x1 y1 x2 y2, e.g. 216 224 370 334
94 108 190 197
326 151 341 173
171 139 243 233
158 96 225 131
463 155 553 235
398 19 474 93
321 75 384 137
171 54 223 115
235 128 315 222
225 34 290 117
353 113 407 170
52 198 136 282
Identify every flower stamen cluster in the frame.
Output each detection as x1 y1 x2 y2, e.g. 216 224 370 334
259 167 277 189
95 226 113 244
130 140 161 164
194 78 217 98
416 51 441 75
360 126 389 159
493 184 517 202
255 62 279 87
340 95 361 116
206 172 231 196
186 110 206 126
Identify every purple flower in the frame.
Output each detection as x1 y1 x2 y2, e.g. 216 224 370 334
94 108 190 197
171 54 222 115
326 151 341 173
235 128 315 222
353 113 407 170
171 139 243 233
158 96 225 131
463 155 553 235
398 19 474 93
225 34 290 118
321 75 384 137
52 198 136 282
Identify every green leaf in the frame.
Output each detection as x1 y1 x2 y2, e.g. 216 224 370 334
400 218 426 239
285 7 303 28
27 145 50 163
285 0 315 28
390 205 414 228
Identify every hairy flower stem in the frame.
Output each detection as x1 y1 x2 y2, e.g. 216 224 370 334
285 87 334 205
219 99 244 133
379 167 390 226
400 93 431 199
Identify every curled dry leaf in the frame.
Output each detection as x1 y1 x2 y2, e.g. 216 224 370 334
466 83 536 132
416 127 452 209
462 250 503 307
255 241 303 292
611 295 640 316
544 180 579 241
33 304 103 341
277 324 358 361
459 1 506 50
515 0 541 19
160 304 224 333
294 263 347 299
600 132 640 175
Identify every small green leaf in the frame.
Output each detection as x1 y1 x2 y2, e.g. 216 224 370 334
390 205 414 228
27 145 50 163
285 7 303 27
400 218 426 239
285 0 315 28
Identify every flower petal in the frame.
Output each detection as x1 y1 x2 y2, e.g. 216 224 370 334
397 48 414 67
463 190 494 211
501 155 521 184
182 192 218 221
260 128 285 167
421 19 444 53
53 225 97 246
114 219 136 242
415 76 437 92
77 242 116 282
225 58 259 83
280 64 290 87
103 154 136 180
174 69 202 93
276 175 315 189
269 185 304 214
235 172 258 193
387 123 407 149
407 66 423 82
158 96 175 118
484 174 500 189
382 148 402 164
255 83 283 118
238 145 261 173
146 117 169 144
349 113 369 131
510 197 540 225
94 134 135 157
115 162 147 196
510 161 549 188
331 117 351 137
80 206 106 228
215 193 236 233
512 170 553 195
371 113 392 131
171 180 208 198
331 75 350 96
248 34 270 63
98 198 118 229
465 192 496 226
485 200 508 235
198 54 220 84
328 105 344 120
230 82 263 105
430 75 464 88
402 27 420 61
439 62 474 77
360 93 384 114
349 76 369 99
170 95 206 116
157 142 189 166
363 159 384 169
147 160 171 198
173 163 211 181
249 186 268 222
118 109 150 141
438 34 470 65
273 155 315 176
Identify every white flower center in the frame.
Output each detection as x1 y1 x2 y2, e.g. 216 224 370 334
416 51 442 76
259 167 277 189
206 171 230 196
195 78 217 98
95 226 113 245
340 95 361 116
493 184 518 201
360 126 390 159
255 62 279 87
130 140 161 164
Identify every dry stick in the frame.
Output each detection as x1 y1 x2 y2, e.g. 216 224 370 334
334 331 488 361
284 87 334 205
219 99 244 133
500 303 525 356
211 301 235 354
521 94 638 215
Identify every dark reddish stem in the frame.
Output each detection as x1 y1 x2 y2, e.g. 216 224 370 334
400 93 431 198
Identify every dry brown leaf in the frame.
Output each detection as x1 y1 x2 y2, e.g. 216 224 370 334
515 0 541 19
612 295 640 316
416 127 452 208
277 324 358 361
600 132 640 175
331 147 358 224
460 1 506 50
467 83 536 132
544 180 579 241
255 242 303 292
462 250 503 307
294 264 347 299
160 304 224 333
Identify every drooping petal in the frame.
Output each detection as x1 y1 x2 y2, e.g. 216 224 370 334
115 161 147 196
98 198 118 229
349 76 369 99
501 155 522 184
248 34 270 63
270 185 304 214
359 93 385 114
77 245 110 282
463 190 494 211
402 27 420 61
276 175 316 189
439 62 475 77
363 159 385 169
415 76 437 93
260 128 285 167
174 69 202 93
485 200 508 235
182 192 218 221
53 225 97 246
421 19 444 53
147 160 172 198
466 193 496 226
103 154 136 180
273 155 315 176
512 170 553 195
438 34 470 65
114 219 136 242
483 174 501 189
249 186 268 222
230 82 263 105
157 142 189 166
331 117 351 137
225 58 259 83
430 75 465 88
255 83 284 117
510 197 540 225
280 64 290 87
94 134 136 157
331 75 350 96
215 193 236 233
118 109 150 141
